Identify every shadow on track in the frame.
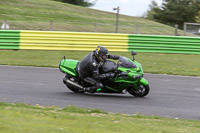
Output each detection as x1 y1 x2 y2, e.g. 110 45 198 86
57 91 149 99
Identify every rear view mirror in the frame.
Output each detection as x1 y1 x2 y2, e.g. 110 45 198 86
131 51 137 61
131 51 137 55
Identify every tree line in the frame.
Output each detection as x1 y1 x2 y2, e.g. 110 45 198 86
144 0 200 29
53 0 95 7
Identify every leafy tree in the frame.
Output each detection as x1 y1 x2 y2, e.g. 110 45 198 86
54 0 96 7
143 0 160 20
146 0 200 29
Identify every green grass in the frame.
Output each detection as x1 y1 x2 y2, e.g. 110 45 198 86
0 102 200 133
0 50 200 76
0 0 186 35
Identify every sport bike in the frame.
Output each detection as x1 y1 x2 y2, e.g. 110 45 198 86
59 51 150 97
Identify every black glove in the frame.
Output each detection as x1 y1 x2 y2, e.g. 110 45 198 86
108 54 120 60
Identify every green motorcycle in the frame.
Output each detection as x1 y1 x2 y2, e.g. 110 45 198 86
59 51 150 97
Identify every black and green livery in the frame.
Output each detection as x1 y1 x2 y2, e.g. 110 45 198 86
59 51 150 97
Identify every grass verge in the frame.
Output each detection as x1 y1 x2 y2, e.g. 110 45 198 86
0 0 187 35
0 50 200 76
0 102 200 133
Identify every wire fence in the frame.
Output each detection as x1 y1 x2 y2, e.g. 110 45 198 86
184 22 200 36
0 19 192 36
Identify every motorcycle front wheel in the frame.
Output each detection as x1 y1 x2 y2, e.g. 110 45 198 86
127 85 150 97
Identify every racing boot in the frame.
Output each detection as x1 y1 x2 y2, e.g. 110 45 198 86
83 86 97 93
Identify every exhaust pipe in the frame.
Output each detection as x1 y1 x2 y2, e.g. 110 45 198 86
63 78 83 89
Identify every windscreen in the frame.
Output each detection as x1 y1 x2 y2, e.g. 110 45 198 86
117 56 137 68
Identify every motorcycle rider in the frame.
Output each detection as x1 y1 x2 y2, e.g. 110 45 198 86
78 46 119 93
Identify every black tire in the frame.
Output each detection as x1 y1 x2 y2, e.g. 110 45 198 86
66 84 84 93
127 84 150 97
63 78 84 93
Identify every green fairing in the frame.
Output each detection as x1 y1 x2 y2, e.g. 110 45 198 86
114 57 143 83
59 55 149 96
104 57 148 92
60 59 79 76
139 78 149 86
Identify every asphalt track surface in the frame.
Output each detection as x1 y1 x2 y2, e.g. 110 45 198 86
0 65 200 120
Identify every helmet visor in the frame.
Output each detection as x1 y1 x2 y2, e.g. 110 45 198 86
102 55 107 60
100 53 108 61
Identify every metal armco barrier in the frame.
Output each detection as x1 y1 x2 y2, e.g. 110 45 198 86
0 30 200 54
19 30 129 51
128 34 200 54
0 30 20 49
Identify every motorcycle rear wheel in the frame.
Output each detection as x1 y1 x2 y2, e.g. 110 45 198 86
127 85 150 97
66 85 84 93
63 75 84 93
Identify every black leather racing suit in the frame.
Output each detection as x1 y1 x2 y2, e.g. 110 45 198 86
78 51 119 91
